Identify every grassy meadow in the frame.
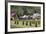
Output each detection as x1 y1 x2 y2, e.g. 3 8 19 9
10 20 41 28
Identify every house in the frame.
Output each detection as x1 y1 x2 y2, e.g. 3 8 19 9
32 13 41 20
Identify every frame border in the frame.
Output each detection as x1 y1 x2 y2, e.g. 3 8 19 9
5 1 45 33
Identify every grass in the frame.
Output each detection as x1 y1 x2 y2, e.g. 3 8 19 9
10 20 41 28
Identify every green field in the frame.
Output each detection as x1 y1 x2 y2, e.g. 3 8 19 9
10 20 41 28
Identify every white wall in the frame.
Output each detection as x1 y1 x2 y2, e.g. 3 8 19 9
0 0 46 34
0 0 5 34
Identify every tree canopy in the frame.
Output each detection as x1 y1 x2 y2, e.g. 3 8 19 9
11 5 41 18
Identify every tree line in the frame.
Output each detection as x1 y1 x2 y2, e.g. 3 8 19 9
11 5 41 18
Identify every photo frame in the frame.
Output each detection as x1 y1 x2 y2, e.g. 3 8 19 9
5 0 45 33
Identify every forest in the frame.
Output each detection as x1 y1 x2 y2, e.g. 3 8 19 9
11 5 41 19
